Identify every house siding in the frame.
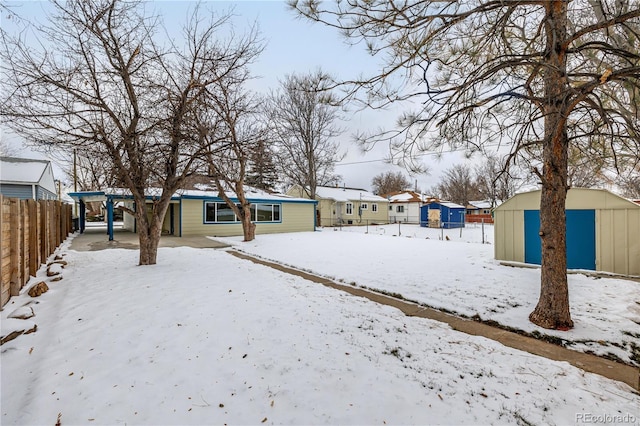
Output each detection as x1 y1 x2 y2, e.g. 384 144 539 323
0 184 57 200
0 184 35 200
120 201 181 235
180 199 315 237
37 186 57 200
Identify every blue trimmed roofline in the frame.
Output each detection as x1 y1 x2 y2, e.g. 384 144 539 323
69 190 315 204
181 194 317 204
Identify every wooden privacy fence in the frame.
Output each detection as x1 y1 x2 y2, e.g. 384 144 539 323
0 195 73 308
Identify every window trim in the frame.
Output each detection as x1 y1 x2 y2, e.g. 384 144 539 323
360 203 368 210
345 202 353 215
371 203 378 213
204 201 282 224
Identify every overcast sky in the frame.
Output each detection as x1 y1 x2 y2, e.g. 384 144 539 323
2 0 483 193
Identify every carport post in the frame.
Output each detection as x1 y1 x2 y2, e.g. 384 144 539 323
79 200 86 233
107 197 114 241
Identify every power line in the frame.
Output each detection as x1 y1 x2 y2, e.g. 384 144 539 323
336 142 506 166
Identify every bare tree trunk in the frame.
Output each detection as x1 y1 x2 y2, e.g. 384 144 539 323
240 204 256 242
138 221 162 265
529 0 573 330
133 196 171 266
530 124 573 329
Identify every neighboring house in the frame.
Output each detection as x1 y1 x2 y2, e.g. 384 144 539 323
287 185 389 226
384 190 437 224
0 156 58 200
466 200 497 223
69 185 316 240
420 201 466 229
494 188 640 275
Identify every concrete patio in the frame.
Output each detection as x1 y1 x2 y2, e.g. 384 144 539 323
69 224 230 251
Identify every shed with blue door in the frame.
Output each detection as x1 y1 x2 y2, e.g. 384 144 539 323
420 201 466 228
493 188 640 276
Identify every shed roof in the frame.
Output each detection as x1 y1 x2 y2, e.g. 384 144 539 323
425 201 465 209
495 188 640 211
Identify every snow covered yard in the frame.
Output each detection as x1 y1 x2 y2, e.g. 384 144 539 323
219 223 640 367
1 235 638 425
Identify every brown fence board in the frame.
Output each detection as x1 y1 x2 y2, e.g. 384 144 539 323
0 195 72 308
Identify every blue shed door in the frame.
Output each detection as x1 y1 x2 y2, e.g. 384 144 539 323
524 209 596 270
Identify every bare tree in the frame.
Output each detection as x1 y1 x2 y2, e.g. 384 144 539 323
267 69 344 199
0 137 18 157
200 76 264 242
475 155 529 205
431 164 482 206
618 165 640 198
290 0 640 329
1 0 261 265
371 171 411 196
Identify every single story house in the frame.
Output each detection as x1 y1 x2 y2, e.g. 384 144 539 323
420 201 466 229
69 186 317 240
287 185 389 226
383 190 437 224
494 188 640 275
466 200 496 223
0 156 58 200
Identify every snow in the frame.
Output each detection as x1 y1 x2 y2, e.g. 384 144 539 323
315 185 387 202
217 223 640 367
0 157 48 184
1 229 639 425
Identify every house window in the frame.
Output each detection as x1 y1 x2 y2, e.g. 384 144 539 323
204 202 281 223
372 204 378 212
205 202 236 222
255 203 281 222
346 202 353 215
396 205 405 213
361 203 368 210
389 205 393 211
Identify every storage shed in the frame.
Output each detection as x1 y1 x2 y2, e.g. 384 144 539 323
420 201 466 229
494 188 640 276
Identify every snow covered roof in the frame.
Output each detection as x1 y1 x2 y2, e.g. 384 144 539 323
315 186 387 203
0 156 50 185
427 201 466 209
468 200 493 209
385 191 437 203
70 185 314 203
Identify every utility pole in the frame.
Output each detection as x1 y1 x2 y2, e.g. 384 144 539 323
73 149 78 217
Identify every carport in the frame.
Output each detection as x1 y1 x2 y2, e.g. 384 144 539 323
69 190 181 242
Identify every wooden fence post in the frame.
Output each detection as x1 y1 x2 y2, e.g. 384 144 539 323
9 198 22 296
28 199 39 277
39 200 48 261
0 195 10 306
21 199 29 283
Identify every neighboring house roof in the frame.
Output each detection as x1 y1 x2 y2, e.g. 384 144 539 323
384 190 437 203
0 156 57 195
1 156 50 184
315 185 387 203
467 200 493 209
